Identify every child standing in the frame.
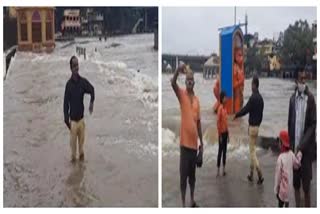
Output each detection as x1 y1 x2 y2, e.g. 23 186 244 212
217 91 229 176
274 130 301 207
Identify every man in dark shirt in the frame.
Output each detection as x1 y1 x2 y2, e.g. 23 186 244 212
64 56 95 163
288 70 316 207
234 76 264 184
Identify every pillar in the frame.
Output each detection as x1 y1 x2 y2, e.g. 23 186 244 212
27 10 32 44
52 9 55 42
17 11 21 43
41 9 46 43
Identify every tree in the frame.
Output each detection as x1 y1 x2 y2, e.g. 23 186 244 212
280 19 314 68
245 44 264 75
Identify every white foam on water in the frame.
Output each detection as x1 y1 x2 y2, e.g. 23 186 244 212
162 128 180 157
94 59 128 72
94 58 157 108
129 69 158 108
162 128 177 147
162 127 263 162
138 142 158 157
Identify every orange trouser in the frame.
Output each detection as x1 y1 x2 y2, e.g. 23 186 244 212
234 89 242 113
70 119 85 159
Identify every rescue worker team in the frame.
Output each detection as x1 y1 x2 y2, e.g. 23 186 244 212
171 48 316 207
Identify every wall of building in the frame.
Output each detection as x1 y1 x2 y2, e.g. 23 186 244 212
16 7 55 52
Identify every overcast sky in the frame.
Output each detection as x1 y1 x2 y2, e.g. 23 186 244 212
162 7 317 55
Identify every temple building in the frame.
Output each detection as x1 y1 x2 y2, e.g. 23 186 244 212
16 7 55 52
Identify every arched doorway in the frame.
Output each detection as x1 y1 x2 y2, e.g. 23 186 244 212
32 10 42 43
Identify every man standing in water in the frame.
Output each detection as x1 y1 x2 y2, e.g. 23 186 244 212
234 76 264 184
171 64 203 207
64 56 95 163
288 70 316 207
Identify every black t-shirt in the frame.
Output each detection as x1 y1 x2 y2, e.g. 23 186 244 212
235 90 264 126
63 75 95 122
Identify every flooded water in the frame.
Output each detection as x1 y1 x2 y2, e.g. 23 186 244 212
4 34 158 207
162 73 317 207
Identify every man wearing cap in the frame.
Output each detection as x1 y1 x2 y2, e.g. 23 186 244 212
171 64 204 207
288 70 316 207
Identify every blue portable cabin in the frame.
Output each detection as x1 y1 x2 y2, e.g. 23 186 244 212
219 25 244 114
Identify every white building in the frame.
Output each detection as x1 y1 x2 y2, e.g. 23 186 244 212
61 9 81 35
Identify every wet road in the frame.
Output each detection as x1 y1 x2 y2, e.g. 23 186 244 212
162 73 317 207
4 34 158 207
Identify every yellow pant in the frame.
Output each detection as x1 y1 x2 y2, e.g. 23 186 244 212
249 126 261 174
70 119 85 159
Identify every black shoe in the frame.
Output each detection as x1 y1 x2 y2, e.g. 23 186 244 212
191 202 199 208
257 177 264 185
247 174 253 182
79 153 85 161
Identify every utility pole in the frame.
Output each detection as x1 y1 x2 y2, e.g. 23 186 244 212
245 12 248 35
145 8 148 32
234 6 236 25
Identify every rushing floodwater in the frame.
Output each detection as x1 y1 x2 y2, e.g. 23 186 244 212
4 34 158 207
162 73 317 207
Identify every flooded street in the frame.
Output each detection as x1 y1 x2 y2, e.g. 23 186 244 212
162 73 317 207
4 34 158 207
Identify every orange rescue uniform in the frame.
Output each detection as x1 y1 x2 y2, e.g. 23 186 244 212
177 87 201 150
217 104 228 136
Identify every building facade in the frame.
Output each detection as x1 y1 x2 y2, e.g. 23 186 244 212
61 9 81 36
16 7 55 52
81 8 104 36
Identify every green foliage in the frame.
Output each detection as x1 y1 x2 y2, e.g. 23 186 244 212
280 19 314 66
245 45 265 74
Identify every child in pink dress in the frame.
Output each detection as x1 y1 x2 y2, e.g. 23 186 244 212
274 130 302 207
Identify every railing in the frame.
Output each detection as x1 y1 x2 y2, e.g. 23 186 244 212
4 46 17 80
203 67 218 79
76 46 86 59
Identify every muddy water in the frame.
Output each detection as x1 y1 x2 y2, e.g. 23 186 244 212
4 34 158 207
162 73 317 207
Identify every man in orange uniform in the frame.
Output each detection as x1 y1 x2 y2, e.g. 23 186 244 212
172 64 204 207
233 48 245 113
